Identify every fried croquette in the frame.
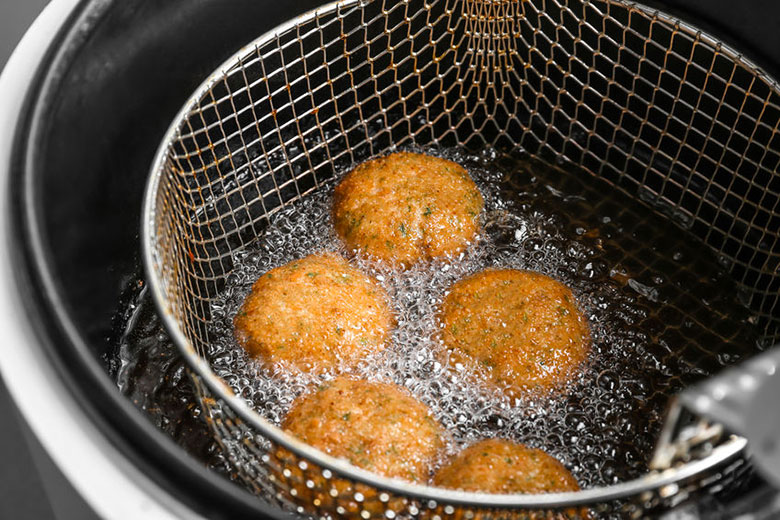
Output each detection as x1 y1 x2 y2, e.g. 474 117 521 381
333 152 484 267
439 269 590 397
282 377 444 483
433 439 580 494
234 253 393 373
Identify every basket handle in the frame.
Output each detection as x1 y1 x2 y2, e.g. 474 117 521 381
651 346 780 488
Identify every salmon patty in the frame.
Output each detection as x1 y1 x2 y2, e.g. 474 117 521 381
439 269 590 397
333 152 483 268
434 439 579 494
234 253 393 373
282 377 444 483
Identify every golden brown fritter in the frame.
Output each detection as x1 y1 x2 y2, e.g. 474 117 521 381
234 253 393 373
282 377 444 483
433 439 580 494
332 152 484 268
439 269 590 397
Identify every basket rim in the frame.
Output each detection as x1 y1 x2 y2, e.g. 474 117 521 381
142 0 768 508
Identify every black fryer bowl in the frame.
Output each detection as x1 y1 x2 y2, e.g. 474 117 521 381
7 0 780 518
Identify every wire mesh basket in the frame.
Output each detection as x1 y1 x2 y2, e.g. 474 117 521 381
143 0 780 517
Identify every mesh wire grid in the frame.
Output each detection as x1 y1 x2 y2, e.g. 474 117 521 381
143 0 780 517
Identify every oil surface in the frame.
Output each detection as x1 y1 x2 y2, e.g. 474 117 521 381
113 147 760 491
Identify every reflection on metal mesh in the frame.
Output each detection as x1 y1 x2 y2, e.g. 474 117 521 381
146 0 779 517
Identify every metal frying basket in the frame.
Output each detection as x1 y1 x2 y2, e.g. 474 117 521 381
143 0 780 517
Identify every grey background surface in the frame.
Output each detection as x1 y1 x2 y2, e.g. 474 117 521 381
0 0 54 496
0 385 57 520
0 3 90 520
0 1 48 68
0 0 47 511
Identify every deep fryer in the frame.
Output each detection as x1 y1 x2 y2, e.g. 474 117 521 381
2 0 779 518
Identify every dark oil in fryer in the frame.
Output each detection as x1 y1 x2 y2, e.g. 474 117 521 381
112 147 761 489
